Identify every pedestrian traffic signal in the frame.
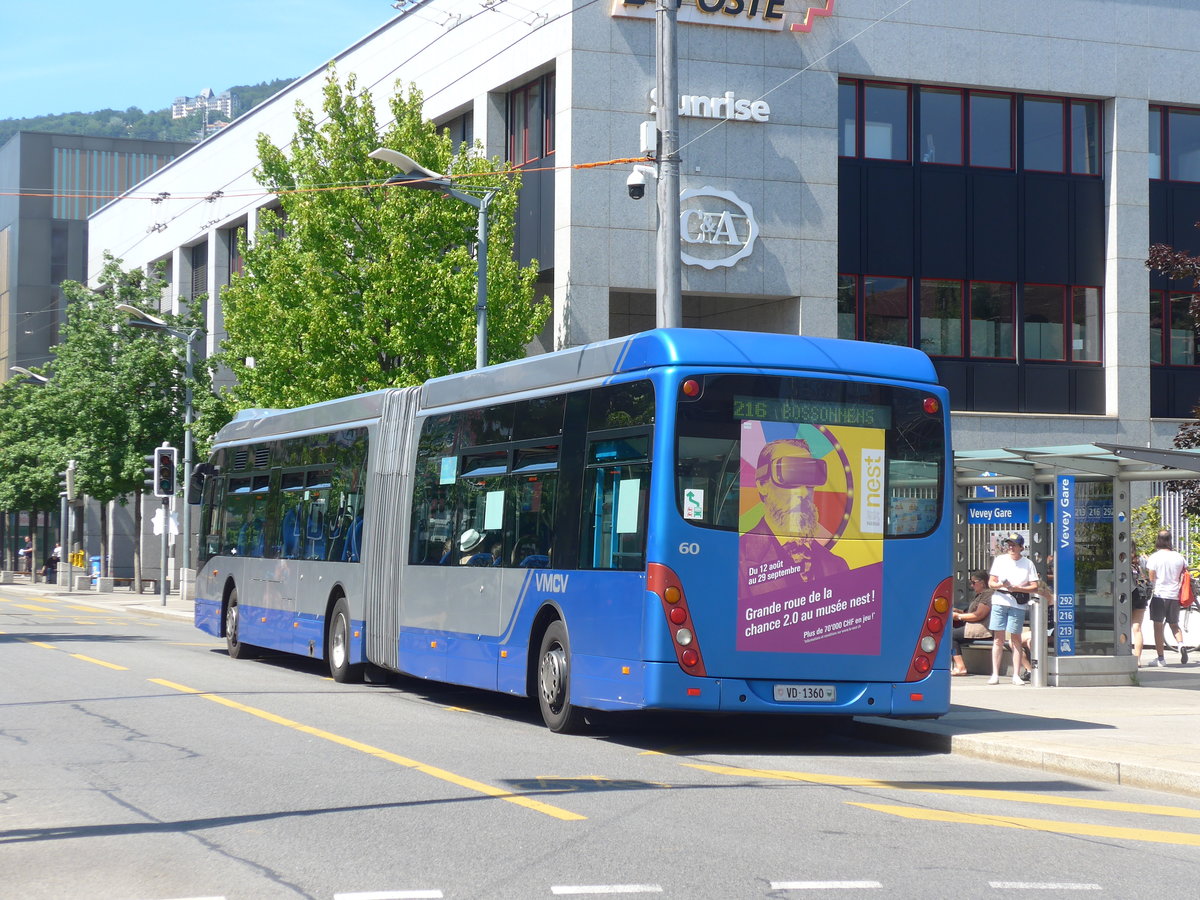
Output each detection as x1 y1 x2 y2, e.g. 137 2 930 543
153 446 177 498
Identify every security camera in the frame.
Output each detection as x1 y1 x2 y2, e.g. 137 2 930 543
626 165 656 200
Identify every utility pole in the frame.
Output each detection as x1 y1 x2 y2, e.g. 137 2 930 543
655 0 682 328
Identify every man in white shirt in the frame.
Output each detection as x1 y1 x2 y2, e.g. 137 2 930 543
987 533 1038 685
1145 530 1189 667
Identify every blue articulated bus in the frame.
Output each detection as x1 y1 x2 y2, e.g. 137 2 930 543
193 328 953 731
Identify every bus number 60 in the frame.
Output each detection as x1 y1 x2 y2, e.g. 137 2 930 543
678 542 701 555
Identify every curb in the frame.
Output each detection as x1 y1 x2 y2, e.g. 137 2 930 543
851 717 1200 800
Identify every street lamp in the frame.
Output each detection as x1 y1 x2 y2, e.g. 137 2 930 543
116 304 204 590
9 365 49 385
368 147 498 369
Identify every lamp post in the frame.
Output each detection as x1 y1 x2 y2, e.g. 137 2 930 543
368 147 497 369
116 304 203 593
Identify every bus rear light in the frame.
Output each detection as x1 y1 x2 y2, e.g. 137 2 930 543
681 379 701 397
648 563 708 676
686 685 701 695
910 693 924 702
923 396 940 414
904 575 954 682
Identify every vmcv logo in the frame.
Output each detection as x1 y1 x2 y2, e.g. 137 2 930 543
679 187 759 270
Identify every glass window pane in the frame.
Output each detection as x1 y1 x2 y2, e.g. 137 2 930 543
919 279 963 356
1170 293 1198 364
1071 286 1102 362
863 84 909 161
969 282 1014 358
837 274 857 340
839 81 857 156
970 93 1012 168
1024 97 1065 172
919 88 962 165
1024 284 1066 361
1150 291 1164 364
1150 108 1162 179
1169 109 1200 182
863 276 910 345
1070 100 1100 175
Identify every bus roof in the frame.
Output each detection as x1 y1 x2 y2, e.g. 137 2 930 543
420 328 937 409
212 329 937 446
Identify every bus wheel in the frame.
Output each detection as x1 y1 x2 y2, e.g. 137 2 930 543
225 588 255 659
537 620 585 733
328 597 363 684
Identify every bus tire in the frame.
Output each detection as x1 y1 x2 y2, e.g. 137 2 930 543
328 597 363 683
225 587 256 660
537 620 586 734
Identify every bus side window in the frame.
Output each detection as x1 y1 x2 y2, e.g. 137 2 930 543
581 431 651 570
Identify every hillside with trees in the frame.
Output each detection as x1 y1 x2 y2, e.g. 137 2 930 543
0 77 295 145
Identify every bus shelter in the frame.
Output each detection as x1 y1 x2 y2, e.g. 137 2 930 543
954 443 1200 687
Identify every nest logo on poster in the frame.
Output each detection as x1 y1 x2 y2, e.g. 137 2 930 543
860 449 884 533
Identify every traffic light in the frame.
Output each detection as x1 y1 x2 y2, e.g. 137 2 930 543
59 459 77 501
144 453 157 494
153 446 177 498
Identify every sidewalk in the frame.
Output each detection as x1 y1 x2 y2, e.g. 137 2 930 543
4 575 1200 798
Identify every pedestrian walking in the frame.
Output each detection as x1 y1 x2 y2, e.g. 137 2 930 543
1145 530 1189 667
987 533 1037 685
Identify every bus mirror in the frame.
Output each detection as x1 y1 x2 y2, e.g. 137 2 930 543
189 463 217 504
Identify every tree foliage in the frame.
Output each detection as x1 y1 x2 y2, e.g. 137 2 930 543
217 70 547 408
1147 236 1200 512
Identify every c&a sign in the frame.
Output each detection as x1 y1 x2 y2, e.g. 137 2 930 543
679 187 759 269
611 0 836 34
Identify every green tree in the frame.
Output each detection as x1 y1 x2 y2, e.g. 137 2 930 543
217 70 546 408
0 369 65 569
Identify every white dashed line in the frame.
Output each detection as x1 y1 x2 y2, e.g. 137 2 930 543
989 884 1102 891
771 882 883 891
551 886 664 896
334 892 444 899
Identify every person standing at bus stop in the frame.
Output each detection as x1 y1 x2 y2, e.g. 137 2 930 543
1145 530 1189 667
987 533 1037 685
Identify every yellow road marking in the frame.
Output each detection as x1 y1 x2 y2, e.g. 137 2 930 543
14 604 54 611
853 802 1200 847
148 678 586 821
686 763 1200 819
26 640 57 650
69 653 128 671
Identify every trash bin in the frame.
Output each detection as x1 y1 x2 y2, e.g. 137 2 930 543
90 555 101 584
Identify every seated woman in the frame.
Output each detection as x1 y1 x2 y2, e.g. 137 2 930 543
951 571 993 675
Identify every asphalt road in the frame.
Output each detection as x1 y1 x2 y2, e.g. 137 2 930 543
4 589 1200 899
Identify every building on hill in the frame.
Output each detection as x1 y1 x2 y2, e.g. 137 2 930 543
0 131 193 377
171 88 234 120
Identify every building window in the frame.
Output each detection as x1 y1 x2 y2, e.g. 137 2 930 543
919 88 963 165
440 111 474 150
969 92 1013 169
1150 107 1163 180
863 276 910 345
837 274 857 339
919 279 963 356
838 81 857 157
508 74 555 165
1024 283 1066 360
229 225 245 279
1071 101 1101 175
1023 96 1065 172
1152 290 1200 365
1071 286 1102 362
863 83 909 161
1162 107 1200 182
969 282 1015 359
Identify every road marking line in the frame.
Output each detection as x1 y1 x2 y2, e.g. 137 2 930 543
148 678 585 821
26 640 57 649
335 892 444 899
551 886 663 895
686 763 1200 819
69 653 128 671
990 883 1101 891
14 603 54 611
852 802 1200 846
770 882 881 891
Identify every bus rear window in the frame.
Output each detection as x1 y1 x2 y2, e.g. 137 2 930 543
676 374 944 537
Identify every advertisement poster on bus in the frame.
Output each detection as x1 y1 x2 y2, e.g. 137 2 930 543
737 419 885 655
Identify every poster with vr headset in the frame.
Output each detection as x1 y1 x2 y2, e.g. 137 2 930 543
736 419 885 655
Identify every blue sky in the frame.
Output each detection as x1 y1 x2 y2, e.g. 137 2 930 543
0 1 399 120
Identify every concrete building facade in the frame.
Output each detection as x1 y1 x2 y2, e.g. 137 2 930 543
85 0 1200 456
